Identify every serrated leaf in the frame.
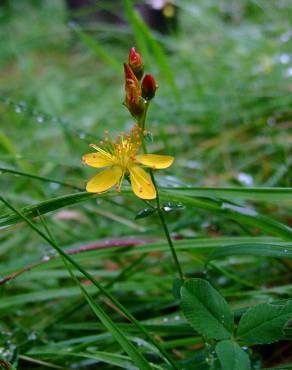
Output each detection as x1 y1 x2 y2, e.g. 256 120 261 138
180 278 234 340
237 301 292 344
135 207 156 220
215 340 251 370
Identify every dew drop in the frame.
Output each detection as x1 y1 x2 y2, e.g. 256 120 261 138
28 332 37 341
68 20 77 29
49 182 60 190
163 317 169 322
279 54 290 64
283 249 288 253
267 117 276 126
36 115 44 124
15 105 23 113
280 31 291 43
79 132 86 139
237 172 254 186
42 255 50 262
286 67 292 77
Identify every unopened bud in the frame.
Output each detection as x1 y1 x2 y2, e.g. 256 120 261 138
141 74 157 100
128 47 144 80
124 63 144 118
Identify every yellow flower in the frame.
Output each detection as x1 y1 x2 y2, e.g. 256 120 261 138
82 126 174 200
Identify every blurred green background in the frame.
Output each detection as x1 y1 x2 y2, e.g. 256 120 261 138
0 1 292 369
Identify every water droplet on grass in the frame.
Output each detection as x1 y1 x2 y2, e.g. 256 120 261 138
286 67 292 77
49 182 60 190
279 54 290 64
238 172 254 186
15 106 22 113
267 117 276 126
221 202 257 216
28 332 37 341
280 31 291 43
36 115 44 124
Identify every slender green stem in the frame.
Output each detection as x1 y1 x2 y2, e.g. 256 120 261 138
150 165 184 280
138 107 184 280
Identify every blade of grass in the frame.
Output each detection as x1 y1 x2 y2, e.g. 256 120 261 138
0 195 178 369
70 22 121 72
64 258 152 370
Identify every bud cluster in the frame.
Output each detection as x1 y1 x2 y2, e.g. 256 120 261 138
124 47 157 119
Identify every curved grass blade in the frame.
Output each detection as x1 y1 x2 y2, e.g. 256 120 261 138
70 22 121 72
0 167 82 190
159 193 292 240
0 196 178 370
164 187 292 203
65 260 152 370
208 243 292 261
0 192 94 228
0 188 290 240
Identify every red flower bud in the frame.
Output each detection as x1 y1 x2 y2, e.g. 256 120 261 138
141 74 157 100
128 47 144 80
123 63 144 118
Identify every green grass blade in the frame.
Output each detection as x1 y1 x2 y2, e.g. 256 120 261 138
65 261 152 370
0 196 178 369
70 22 121 72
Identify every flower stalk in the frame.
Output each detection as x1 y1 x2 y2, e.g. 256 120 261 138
138 110 184 280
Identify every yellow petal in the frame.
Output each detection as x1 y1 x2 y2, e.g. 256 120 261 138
86 166 122 193
129 166 156 200
82 152 114 168
135 154 174 169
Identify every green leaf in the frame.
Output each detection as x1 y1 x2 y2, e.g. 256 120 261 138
180 278 234 340
208 243 292 261
0 196 177 369
69 22 120 72
159 192 292 240
237 301 292 344
65 262 152 370
215 340 251 370
164 187 292 204
283 319 292 339
0 192 94 227
172 278 184 299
